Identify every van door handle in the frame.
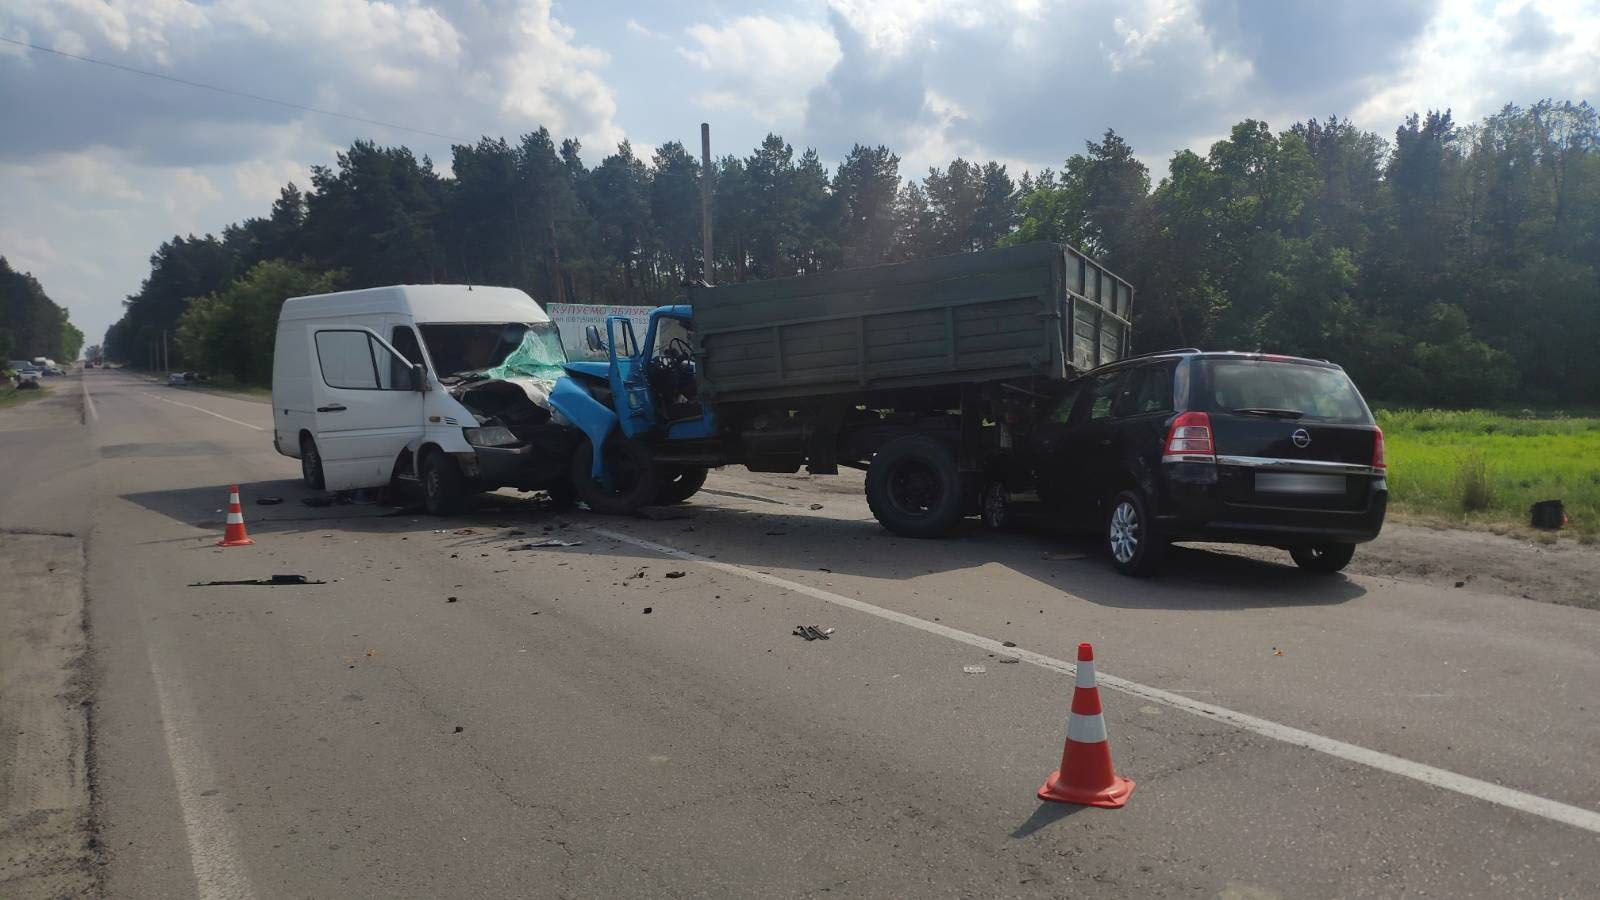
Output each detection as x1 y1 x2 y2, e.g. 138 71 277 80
317 404 347 413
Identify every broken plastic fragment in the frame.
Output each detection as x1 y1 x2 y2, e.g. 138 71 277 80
962 665 987 675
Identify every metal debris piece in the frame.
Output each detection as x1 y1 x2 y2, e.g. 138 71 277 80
256 497 283 506
962 665 987 675
665 571 686 579
508 539 584 550
809 503 824 510
1002 641 1017 648
188 574 325 586
792 624 831 641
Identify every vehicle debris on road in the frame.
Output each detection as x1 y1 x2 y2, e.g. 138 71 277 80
507 539 584 549
665 571 686 578
256 497 283 505
962 665 987 675
792 625 833 641
188 574 325 586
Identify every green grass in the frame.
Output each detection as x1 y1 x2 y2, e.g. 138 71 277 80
0 380 49 408
1377 409 1600 536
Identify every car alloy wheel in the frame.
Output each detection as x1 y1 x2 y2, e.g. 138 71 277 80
1108 499 1140 564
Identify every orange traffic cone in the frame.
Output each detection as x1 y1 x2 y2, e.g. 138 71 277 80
1038 642 1134 808
217 485 255 547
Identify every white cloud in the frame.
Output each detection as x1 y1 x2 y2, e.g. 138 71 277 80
1354 0 1600 131
680 15 842 123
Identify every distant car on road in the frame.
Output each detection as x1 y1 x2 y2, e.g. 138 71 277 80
44 366 65 376
167 372 187 386
14 367 42 387
983 350 1388 576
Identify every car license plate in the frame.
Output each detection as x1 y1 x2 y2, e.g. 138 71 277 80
1256 472 1346 494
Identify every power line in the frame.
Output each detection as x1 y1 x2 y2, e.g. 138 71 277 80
0 35 476 145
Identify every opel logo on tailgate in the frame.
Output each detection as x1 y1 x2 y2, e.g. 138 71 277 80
1291 428 1312 449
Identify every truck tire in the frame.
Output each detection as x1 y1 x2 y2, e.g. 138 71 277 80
655 466 708 505
300 434 325 491
421 448 468 516
865 435 964 538
570 436 659 516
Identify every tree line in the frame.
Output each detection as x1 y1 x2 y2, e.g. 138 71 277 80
1 257 84 365
103 100 1599 406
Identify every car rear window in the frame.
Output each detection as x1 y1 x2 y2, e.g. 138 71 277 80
1195 359 1371 423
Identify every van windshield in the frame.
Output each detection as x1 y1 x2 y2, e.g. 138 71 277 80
418 323 566 382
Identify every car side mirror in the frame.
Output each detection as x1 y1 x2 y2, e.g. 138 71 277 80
584 325 605 353
411 363 429 392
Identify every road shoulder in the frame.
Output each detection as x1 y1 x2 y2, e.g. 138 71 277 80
0 532 99 899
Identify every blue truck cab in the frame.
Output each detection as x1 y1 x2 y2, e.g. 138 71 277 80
548 304 717 511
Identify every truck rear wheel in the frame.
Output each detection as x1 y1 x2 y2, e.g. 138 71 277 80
655 466 708 505
865 435 964 538
570 436 659 515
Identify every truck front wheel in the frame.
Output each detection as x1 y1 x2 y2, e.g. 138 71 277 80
570 437 659 515
865 435 964 538
655 466 708 504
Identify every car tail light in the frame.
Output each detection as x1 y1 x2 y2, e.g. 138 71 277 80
1163 411 1215 463
1372 426 1386 470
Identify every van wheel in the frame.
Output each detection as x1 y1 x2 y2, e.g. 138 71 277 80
1290 543 1355 574
570 437 658 516
421 448 467 516
655 466 708 505
1107 489 1165 577
300 435 325 490
865 435 963 538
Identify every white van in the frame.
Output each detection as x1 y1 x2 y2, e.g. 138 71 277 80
272 285 578 514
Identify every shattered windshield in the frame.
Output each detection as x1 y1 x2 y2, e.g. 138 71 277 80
418 323 566 382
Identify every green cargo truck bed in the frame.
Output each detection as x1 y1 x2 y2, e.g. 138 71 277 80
686 242 1133 405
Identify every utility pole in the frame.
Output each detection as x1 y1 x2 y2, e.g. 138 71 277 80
700 122 714 285
162 330 169 372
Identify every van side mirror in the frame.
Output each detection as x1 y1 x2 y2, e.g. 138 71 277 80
584 325 605 353
412 363 429 392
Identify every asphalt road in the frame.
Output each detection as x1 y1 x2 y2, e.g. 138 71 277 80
8 368 1600 898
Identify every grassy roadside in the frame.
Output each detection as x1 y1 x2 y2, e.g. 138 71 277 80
126 369 271 401
0 380 50 408
1378 409 1600 539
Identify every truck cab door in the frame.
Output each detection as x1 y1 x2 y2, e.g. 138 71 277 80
311 328 423 491
606 316 655 438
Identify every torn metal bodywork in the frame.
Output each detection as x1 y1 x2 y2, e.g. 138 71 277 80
450 376 579 492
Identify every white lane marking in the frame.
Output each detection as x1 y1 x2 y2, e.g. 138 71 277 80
137 392 265 431
81 376 98 422
589 526 1600 835
145 641 256 899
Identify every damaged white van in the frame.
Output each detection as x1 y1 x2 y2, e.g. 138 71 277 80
271 284 578 514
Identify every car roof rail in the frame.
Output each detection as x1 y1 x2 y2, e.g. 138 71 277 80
1122 347 1201 361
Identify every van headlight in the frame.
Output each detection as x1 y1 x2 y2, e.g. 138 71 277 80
463 426 520 447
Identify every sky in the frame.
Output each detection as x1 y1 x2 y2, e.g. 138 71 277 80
2 0 1597 348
